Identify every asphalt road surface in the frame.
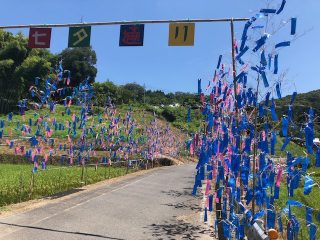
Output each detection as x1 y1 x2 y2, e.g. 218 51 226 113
0 164 214 240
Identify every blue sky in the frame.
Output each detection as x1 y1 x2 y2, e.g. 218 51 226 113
1 0 319 95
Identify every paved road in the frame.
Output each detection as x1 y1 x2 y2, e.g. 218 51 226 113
0 164 214 240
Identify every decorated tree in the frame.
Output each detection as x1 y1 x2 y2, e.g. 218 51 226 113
191 1 319 239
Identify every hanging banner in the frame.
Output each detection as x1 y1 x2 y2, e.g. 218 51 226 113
28 28 52 48
168 23 195 46
68 26 91 47
119 24 144 46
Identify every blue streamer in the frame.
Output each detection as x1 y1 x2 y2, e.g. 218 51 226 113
235 71 246 82
253 35 268 52
271 131 277 155
282 117 288 137
259 103 264 118
276 83 281 99
236 46 249 62
265 92 271 106
240 36 247 52
187 108 191 122
291 18 297 35
278 215 283 232
260 50 267 67
288 105 293 121
316 147 320 167
306 207 313 224
267 210 276 229
268 54 272 70
310 223 317 240
260 9 277 14
209 195 213 211
277 0 286 14
259 152 266 172
281 137 291 151
217 55 222 69
270 99 278 121
198 79 202 95
204 207 208 222
241 17 256 41
274 185 280 199
304 176 314 195
261 71 269 88
305 122 314 154
274 54 279 74
245 188 253 205
253 210 265 221
252 25 264 29
275 41 291 48
290 92 297 105
286 200 303 207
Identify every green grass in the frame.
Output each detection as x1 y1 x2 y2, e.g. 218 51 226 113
0 163 134 207
274 138 320 238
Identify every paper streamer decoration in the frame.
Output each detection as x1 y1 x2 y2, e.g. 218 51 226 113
274 54 279 74
291 18 297 35
198 79 202 95
275 41 290 48
277 0 286 14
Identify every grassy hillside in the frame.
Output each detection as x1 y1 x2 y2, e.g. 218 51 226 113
0 103 190 208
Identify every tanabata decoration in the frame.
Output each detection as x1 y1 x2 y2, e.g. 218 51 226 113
190 1 319 239
0 59 186 195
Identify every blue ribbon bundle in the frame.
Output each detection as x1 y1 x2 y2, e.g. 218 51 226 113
274 54 279 74
270 98 278 121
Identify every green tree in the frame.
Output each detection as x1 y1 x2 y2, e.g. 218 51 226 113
59 47 97 87
14 55 52 98
93 80 119 105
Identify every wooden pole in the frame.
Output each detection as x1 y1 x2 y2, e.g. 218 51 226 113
252 74 261 215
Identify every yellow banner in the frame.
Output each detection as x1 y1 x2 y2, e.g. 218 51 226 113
168 23 195 46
